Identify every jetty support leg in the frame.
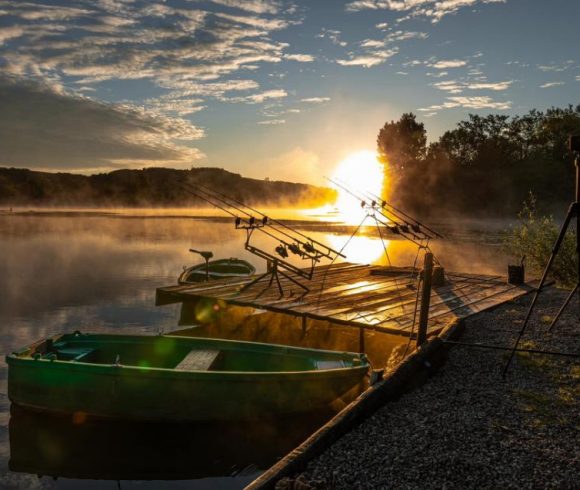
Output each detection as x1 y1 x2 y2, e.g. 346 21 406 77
417 252 434 348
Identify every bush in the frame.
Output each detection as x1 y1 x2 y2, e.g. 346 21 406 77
504 194 577 288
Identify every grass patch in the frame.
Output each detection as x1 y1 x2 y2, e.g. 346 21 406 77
512 388 571 427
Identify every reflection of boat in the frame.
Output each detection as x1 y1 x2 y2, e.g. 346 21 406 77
9 404 330 481
178 248 255 284
7 332 369 421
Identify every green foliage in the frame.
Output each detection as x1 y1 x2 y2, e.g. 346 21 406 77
503 194 577 287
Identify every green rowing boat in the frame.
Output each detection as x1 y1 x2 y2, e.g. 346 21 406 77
178 252 255 284
7 333 369 421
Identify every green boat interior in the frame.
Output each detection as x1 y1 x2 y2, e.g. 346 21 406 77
13 334 364 373
195 263 252 274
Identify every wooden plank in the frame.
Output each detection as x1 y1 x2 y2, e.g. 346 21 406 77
373 276 507 327
256 274 418 313
224 266 369 303
304 276 498 325
312 275 502 320
422 282 537 325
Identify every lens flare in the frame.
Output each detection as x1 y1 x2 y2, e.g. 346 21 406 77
331 150 384 225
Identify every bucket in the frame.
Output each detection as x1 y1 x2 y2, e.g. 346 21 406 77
508 256 525 285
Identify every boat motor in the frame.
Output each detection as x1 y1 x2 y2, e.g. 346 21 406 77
190 249 214 282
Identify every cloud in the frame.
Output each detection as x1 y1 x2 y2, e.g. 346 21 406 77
0 0 299 110
339 30 425 68
419 95 511 112
430 59 467 69
537 61 575 72
228 88 288 103
337 48 398 67
301 97 331 103
155 79 260 99
0 76 203 170
257 119 285 125
345 0 506 23
0 26 25 45
215 12 290 30
433 80 464 93
316 28 347 47
446 96 511 109
467 81 512 90
283 53 315 62
208 0 281 15
433 79 513 93
540 81 565 88
426 71 448 78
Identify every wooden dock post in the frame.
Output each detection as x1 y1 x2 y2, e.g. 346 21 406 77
417 252 434 347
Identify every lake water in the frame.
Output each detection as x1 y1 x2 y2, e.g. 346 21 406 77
0 210 514 489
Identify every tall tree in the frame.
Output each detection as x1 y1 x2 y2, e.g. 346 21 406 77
377 113 427 170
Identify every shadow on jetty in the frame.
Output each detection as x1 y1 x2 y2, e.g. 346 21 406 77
9 404 332 482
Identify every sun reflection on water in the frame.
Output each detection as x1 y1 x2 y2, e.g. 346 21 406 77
326 233 387 265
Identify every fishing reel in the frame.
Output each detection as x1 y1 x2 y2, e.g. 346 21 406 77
235 216 268 229
274 240 324 261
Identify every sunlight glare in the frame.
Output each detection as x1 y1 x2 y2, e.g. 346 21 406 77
331 150 384 225
326 234 387 265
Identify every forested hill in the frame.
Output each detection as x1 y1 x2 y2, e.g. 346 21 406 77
0 167 336 207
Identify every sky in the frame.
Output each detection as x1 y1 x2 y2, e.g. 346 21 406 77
0 0 579 185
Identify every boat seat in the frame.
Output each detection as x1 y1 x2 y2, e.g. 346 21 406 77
315 360 346 370
54 347 95 362
175 349 221 371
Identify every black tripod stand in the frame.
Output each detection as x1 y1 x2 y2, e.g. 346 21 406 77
503 139 580 377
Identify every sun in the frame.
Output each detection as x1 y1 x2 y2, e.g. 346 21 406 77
331 150 384 224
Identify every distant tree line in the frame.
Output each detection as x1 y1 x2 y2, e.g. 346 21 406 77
0 167 336 208
377 105 580 217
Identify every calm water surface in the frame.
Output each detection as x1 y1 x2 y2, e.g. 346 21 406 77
0 210 513 489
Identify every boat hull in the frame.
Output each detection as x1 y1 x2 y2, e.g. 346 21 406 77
178 258 255 285
7 335 368 421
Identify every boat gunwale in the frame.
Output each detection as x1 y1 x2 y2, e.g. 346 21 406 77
6 333 370 378
5 355 369 380
178 258 256 284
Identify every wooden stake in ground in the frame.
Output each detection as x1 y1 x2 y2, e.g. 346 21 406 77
417 252 434 348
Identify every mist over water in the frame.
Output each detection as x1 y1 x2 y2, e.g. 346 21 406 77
0 210 513 488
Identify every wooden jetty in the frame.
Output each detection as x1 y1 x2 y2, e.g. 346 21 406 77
157 262 538 338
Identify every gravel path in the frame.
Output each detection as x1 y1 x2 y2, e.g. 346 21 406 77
290 287 580 489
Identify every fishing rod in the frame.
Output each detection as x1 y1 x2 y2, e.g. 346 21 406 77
181 182 339 261
327 178 442 266
188 181 345 259
177 180 355 298
328 178 433 242
331 177 439 239
371 213 428 250
178 182 329 263
334 177 443 239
